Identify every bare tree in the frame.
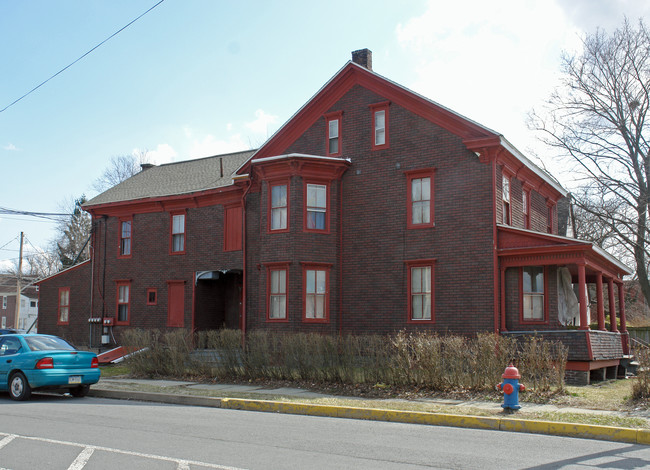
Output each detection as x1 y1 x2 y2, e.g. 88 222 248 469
92 150 149 193
25 242 62 278
531 18 650 305
56 195 91 268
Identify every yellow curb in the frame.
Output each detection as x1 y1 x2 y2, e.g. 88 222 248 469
637 429 650 445
221 398 500 430
221 398 648 445
500 418 638 443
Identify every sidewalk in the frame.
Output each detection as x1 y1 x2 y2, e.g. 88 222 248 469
89 377 650 445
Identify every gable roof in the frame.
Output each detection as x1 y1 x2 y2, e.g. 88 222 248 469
85 150 255 209
236 61 566 199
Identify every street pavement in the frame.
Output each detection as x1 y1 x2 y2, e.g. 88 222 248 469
88 377 650 445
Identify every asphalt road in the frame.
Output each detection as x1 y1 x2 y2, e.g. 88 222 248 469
1 393 649 470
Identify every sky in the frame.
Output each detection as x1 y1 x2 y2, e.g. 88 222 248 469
1 0 649 271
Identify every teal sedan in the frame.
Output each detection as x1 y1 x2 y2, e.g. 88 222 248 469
0 334 100 401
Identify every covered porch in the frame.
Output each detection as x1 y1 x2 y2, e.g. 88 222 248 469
497 226 632 384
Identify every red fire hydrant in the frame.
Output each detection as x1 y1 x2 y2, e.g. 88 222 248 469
497 363 525 410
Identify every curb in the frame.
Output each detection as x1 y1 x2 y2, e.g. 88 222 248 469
89 389 650 445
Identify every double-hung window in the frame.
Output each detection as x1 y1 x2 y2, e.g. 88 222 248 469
58 288 70 324
119 219 132 257
547 203 554 234
305 183 328 231
2 296 6 309
406 169 434 229
502 175 511 225
270 183 288 231
523 190 530 229
116 281 130 324
171 213 185 254
266 264 289 321
325 111 342 156
407 262 434 322
522 267 545 322
370 101 389 150
303 264 330 322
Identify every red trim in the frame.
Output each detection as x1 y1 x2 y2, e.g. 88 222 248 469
146 288 157 306
405 169 435 229
405 259 436 324
370 101 390 150
267 180 290 233
264 262 290 322
169 210 186 255
566 359 620 371
117 217 133 259
303 180 330 233
325 111 343 157
35 259 91 285
115 280 131 325
85 184 243 217
519 266 549 325
301 262 332 323
57 287 70 325
244 63 494 172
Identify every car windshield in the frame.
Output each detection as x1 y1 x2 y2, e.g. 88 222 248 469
25 336 76 351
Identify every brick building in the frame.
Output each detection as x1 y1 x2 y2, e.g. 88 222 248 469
37 50 631 384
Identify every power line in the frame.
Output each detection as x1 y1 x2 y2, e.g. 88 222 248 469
0 0 166 113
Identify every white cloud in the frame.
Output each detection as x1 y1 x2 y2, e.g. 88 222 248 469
132 144 178 165
244 109 278 137
3 143 19 151
188 133 249 159
395 0 583 157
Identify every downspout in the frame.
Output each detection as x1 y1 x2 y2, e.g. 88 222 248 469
338 178 344 336
89 217 96 348
240 178 252 344
492 157 500 334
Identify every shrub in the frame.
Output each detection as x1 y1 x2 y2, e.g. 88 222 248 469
632 347 650 400
121 329 567 393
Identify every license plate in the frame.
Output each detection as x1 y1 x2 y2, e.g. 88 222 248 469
68 376 81 384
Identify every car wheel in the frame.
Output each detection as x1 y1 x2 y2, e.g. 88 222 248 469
70 385 90 398
9 372 31 401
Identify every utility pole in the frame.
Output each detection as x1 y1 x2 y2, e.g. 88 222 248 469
14 232 23 329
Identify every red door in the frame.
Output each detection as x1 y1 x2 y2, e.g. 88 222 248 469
167 281 185 327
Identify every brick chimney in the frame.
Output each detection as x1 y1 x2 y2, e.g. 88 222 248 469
351 49 372 70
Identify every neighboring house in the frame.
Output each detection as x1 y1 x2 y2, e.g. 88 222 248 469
36 50 631 384
0 274 38 331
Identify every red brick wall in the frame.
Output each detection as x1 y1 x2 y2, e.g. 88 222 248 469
37 262 92 345
87 204 244 343
246 85 497 335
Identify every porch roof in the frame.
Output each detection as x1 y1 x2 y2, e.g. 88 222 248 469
496 225 631 280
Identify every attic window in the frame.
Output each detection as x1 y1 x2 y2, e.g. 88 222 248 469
325 111 342 156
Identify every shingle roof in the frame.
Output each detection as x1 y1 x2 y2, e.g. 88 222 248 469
84 150 255 208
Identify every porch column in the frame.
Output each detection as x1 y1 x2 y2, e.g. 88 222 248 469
611 282 619 333
617 281 629 355
607 279 617 331
578 263 589 330
596 273 605 331
618 282 627 333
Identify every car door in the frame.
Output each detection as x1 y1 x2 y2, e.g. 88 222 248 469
0 336 22 388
